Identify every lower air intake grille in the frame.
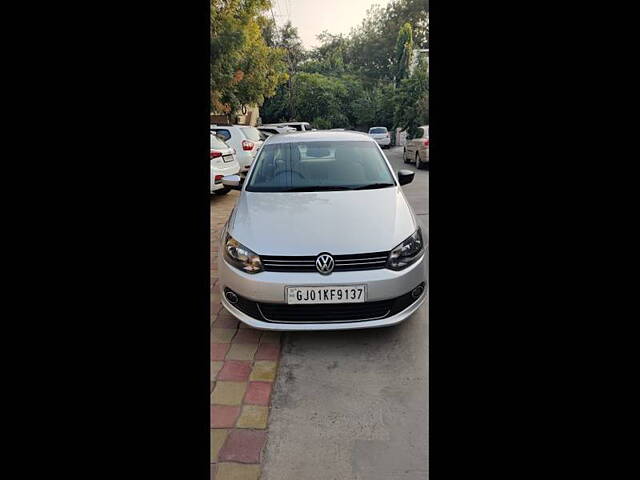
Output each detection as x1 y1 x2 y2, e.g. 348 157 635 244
258 300 393 323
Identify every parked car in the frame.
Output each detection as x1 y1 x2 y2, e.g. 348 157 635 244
368 126 391 148
278 121 313 132
210 125 264 173
210 134 240 195
217 131 427 331
258 125 297 135
258 130 273 141
403 125 429 169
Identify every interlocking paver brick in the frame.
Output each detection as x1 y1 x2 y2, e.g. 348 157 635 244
211 344 230 361
211 361 224 381
211 428 230 463
215 463 260 480
212 328 236 343
254 343 280 361
243 382 273 406
226 343 258 361
250 361 278 382
212 381 247 406
211 405 241 428
232 328 262 344
217 361 252 381
211 192 278 478
218 429 267 464
215 310 239 329
259 331 281 344
236 405 269 429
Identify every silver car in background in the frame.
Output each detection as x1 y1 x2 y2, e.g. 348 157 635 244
218 131 427 331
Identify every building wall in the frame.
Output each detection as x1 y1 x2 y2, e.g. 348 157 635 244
211 105 260 126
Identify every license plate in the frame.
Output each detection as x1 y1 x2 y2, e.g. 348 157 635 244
286 285 367 304
222 154 234 163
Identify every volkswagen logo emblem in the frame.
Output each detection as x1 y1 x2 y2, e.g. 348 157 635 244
315 253 335 275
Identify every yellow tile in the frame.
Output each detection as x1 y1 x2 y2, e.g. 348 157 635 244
250 361 277 382
216 463 260 480
226 343 258 361
211 361 223 381
236 405 269 429
211 429 229 462
211 381 247 405
211 328 236 343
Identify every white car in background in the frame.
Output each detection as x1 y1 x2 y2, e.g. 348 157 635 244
368 127 391 148
258 125 297 135
211 134 240 195
277 122 313 132
210 125 264 173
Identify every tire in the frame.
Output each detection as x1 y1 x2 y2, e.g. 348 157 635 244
213 186 231 195
415 152 424 169
403 148 411 163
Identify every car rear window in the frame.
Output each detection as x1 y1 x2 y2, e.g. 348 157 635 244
212 129 231 141
241 127 261 142
210 134 228 150
369 127 387 134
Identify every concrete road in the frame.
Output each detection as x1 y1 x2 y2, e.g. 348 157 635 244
262 146 429 480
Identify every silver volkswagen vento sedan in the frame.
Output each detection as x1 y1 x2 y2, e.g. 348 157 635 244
218 131 427 331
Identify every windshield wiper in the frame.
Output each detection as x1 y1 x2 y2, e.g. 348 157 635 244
351 183 395 190
282 186 353 192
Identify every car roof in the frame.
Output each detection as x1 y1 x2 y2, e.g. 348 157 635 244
264 130 373 144
369 126 388 129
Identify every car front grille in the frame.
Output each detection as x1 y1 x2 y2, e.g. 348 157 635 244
261 252 389 273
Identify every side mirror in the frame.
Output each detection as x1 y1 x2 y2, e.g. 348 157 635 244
222 175 243 190
397 169 415 186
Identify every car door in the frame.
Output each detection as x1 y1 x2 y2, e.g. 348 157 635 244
405 131 415 157
411 128 425 158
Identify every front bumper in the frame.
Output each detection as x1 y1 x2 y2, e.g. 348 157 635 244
218 252 427 331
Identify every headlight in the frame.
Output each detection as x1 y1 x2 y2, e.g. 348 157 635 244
387 228 424 270
223 234 263 274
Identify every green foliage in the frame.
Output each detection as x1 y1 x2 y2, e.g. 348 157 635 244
348 0 428 83
393 57 428 137
395 23 414 86
211 0 288 113
260 0 428 134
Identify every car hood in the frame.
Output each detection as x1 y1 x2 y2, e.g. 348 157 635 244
228 188 418 256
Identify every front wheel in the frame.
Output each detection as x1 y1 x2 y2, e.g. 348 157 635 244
415 152 423 169
403 148 411 163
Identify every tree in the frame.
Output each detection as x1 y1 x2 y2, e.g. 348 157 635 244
393 56 428 137
347 0 428 83
211 0 288 114
394 23 414 86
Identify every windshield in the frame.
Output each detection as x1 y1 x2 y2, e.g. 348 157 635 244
245 140 396 192
241 127 262 142
210 134 229 150
369 127 387 134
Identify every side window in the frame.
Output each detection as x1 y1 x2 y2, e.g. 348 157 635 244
214 129 231 141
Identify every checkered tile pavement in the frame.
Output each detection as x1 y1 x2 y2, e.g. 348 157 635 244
211 191 282 480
